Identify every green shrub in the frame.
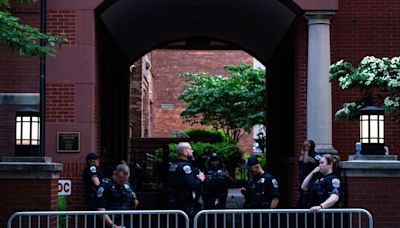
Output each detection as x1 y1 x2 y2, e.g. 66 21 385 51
156 141 243 176
57 196 67 228
184 128 229 142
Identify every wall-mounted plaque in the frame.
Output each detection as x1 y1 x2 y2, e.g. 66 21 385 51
57 132 80 152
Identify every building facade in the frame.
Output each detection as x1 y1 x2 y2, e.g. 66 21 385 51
1 0 400 226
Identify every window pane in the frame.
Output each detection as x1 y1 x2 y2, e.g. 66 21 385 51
16 117 21 122
22 116 30 122
379 120 384 142
22 139 30 145
31 140 39 145
370 138 378 143
361 115 369 120
370 115 378 120
370 120 378 138
32 117 39 122
16 122 21 140
22 122 31 141
362 120 369 140
31 122 39 141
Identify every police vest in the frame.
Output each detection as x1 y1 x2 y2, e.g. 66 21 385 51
309 173 341 207
204 166 228 196
168 160 202 207
97 179 136 210
246 172 279 208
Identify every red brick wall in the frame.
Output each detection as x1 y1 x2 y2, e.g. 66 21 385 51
47 10 77 45
346 177 400 227
57 161 87 210
290 17 309 207
47 84 75 123
0 179 58 227
130 59 143 137
151 50 255 150
331 0 400 159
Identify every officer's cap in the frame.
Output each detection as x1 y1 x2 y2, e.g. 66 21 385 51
86 152 100 161
245 156 259 169
209 152 220 161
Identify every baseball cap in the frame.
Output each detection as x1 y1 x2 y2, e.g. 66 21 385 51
86 152 100 161
245 156 259 169
209 152 220 161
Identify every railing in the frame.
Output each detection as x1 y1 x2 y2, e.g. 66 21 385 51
193 209 373 228
7 210 189 228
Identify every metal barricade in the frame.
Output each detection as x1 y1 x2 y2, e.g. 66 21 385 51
7 210 189 228
193 209 373 228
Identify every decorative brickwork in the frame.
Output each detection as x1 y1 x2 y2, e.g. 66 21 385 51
47 84 75 122
47 10 77 45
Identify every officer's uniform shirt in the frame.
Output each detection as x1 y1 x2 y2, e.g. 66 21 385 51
96 178 137 210
309 172 341 207
168 159 202 208
245 172 279 209
204 165 228 197
82 165 102 209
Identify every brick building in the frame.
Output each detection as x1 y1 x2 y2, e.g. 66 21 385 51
1 0 400 227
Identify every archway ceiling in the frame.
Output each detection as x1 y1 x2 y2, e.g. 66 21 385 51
100 0 296 63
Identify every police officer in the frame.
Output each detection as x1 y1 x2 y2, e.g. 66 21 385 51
241 156 279 209
97 161 139 228
168 142 205 221
83 152 102 210
297 140 320 208
301 154 341 212
203 153 233 209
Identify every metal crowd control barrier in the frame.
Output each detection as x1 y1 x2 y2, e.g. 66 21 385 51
7 210 189 228
193 209 373 228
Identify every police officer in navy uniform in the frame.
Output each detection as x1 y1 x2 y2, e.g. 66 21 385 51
301 154 341 227
97 161 139 228
241 156 279 209
168 142 205 224
203 153 233 209
83 152 103 210
297 140 320 208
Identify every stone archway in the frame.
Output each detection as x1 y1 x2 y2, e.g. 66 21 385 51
93 0 339 207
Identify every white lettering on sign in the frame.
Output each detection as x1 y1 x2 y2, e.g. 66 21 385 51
58 180 72 196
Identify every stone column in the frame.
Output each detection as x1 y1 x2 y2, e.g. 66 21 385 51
305 11 337 154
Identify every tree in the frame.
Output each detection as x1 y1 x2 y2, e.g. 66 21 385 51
330 56 400 121
0 0 65 57
179 64 266 143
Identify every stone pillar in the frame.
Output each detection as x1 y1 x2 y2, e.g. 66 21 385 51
0 157 62 227
340 155 400 227
305 11 337 154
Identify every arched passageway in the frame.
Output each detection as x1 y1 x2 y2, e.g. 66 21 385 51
94 0 300 207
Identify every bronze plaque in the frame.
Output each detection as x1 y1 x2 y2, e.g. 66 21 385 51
57 132 80 152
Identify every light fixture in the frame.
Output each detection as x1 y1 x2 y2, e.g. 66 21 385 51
15 108 40 156
359 106 385 155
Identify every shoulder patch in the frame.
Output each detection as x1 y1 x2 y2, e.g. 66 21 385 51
169 164 178 172
332 178 340 188
97 187 104 198
124 184 130 189
183 165 192 174
90 166 97 173
314 155 321 161
272 179 279 188
258 177 265 183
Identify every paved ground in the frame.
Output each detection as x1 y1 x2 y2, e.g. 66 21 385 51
226 188 245 209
